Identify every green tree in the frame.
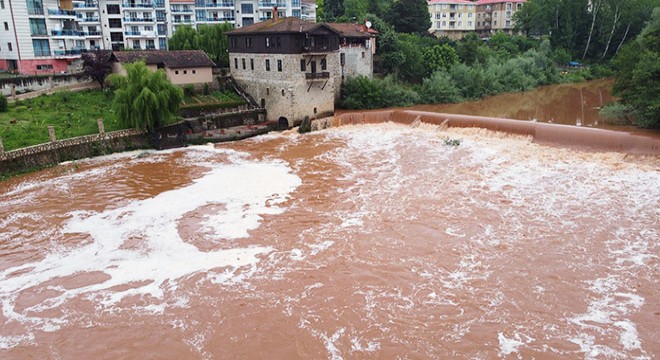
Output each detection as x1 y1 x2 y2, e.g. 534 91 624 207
422 44 459 74
108 61 184 130
611 7 660 128
343 0 368 20
385 0 430 34
320 0 344 21
169 24 231 66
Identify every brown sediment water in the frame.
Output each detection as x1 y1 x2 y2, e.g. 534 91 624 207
1 118 658 358
333 110 660 156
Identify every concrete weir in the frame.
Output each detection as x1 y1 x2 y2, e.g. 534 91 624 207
311 110 660 156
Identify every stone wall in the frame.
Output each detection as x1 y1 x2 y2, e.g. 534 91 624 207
0 73 91 97
230 52 338 126
0 129 149 175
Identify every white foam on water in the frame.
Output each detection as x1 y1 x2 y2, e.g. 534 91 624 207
0 147 301 347
498 332 526 356
350 336 380 353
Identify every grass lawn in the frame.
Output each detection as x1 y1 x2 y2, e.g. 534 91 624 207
0 90 121 152
1 88 249 152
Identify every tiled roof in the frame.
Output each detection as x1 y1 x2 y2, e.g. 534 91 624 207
111 50 215 68
227 17 320 34
326 22 377 37
428 0 476 4
476 0 525 4
228 17 376 37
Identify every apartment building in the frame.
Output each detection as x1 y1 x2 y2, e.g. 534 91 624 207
300 0 315 22
428 0 476 39
475 0 525 36
227 16 375 126
0 0 303 74
427 0 525 39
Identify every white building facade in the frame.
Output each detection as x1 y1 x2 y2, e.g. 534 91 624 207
0 0 303 74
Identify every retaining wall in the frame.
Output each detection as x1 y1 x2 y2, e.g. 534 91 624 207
0 73 91 97
0 129 149 175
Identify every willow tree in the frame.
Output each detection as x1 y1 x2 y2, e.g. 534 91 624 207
108 61 183 130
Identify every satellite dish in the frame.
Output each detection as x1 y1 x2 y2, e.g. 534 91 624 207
365 21 372 29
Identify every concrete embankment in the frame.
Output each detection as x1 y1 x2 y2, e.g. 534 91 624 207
312 110 660 156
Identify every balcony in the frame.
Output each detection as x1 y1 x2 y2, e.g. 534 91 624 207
305 72 329 80
31 30 49 37
47 8 78 18
157 16 166 21
86 31 102 36
276 1 287 8
124 17 155 22
77 16 100 22
258 1 275 8
204 17 235 22
122 2 154 8
171 7 194 13
172 18 194 23
124 30 157 37
53 49 87 57
205 1 234 7
74 1 98 8
51 29 84 37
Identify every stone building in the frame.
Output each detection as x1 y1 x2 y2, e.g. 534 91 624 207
227 15 375 127
110 49 215 85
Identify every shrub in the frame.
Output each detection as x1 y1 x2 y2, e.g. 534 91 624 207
0 94 7 112
417 70 462 103
183 84 195 97
340 76 420 109
203 83 210 95
599 102 636 126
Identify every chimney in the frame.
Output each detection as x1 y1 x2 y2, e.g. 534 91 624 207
273 6 278 21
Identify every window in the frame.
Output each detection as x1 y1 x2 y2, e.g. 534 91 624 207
243 18 254 26
266 88 269 95
110 32 123 42
276 37 281 47
192 70 196 74
250 58 254 70
468 21 472 27
340 53 345 66
468 13 472 18
159 38 167 49
183 70 187 74
109 19 122 28
281 89 284 96
0 0 4 9
175 70 179 74
265 59 270 71
107 4 120 14
300 59 306 71
133 40 140 49
277 59 282 71
26 0 43 15
320 58 326 71
234 57 238 69
3 22 8 31
7 42 12 51
32 39 50 56
241 3 253 14
265 37 270 47
242 58 246 69
36 64 53 70
245 37 252 47
29 19 47 36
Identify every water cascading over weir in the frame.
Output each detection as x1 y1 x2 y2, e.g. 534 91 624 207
310 110 660 156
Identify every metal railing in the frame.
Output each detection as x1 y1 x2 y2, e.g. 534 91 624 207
48 8 77 16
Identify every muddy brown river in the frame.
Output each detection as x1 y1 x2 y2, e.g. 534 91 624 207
1 81 659 358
